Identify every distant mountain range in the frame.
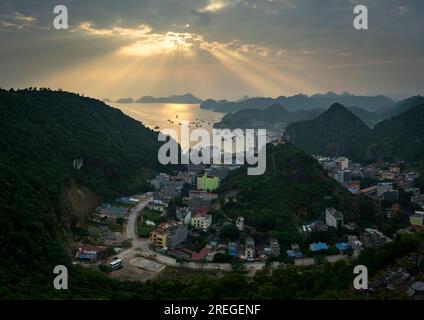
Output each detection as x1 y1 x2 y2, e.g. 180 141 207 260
136 93 202 104
284 96 424 162
113 94 202 104
116 97 134 103
214 104 323 129
201 92 395 113
214 95 424 129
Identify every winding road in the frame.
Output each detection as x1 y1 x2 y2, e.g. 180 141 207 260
117 197 267 271
116 197 346 274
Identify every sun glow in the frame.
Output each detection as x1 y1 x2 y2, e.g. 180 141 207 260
119 32 198 57
38 21 317 98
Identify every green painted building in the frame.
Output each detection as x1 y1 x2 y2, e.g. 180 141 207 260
196 173 219 192
410 212 424 227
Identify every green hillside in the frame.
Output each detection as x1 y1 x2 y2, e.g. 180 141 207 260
284 103 371 161
0 88 163 297
216 143 380 235
366 104 424 162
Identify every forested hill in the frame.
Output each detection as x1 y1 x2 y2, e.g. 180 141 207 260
284 103 371 161
366 104 424 162
215 143 380 236
284 101 424 163
0 88 162 297
214 104 323 129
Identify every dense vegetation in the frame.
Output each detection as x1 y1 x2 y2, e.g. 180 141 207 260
284 104 371 161
0 88 419 299
285 100 424 163
215 143 381 241
367 104 424 162
0 88 165 298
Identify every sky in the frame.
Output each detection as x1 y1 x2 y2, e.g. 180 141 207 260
0 0 423 100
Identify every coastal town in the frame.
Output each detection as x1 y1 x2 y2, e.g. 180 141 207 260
70 139 424 297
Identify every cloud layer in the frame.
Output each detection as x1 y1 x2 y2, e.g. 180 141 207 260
0 0 423 99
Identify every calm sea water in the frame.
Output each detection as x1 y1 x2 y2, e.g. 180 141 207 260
110 102 224 150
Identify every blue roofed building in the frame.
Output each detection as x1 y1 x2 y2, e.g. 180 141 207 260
286 250 304 259
95 203 128 219
336 242 350 251
228 242 238 257
309 242 329 252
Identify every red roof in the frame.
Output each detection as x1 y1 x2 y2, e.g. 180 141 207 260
191 248 211 261
192 207 209 215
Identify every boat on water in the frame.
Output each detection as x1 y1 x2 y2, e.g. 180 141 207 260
154 126 160 130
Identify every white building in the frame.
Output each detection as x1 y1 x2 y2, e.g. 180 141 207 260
377 182 393 197
148 199 168 212
336 157 349 170
325 208 344 229
176 207 192 225
236 216 245 231
191 213 212 231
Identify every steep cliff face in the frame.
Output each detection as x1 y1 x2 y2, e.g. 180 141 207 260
60 181 100 230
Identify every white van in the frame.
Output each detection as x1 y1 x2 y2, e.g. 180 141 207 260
109 259 123 270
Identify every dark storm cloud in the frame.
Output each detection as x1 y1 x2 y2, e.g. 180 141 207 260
0 0 423 97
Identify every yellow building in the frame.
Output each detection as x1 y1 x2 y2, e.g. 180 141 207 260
149 221 188 249
150 230 167 247
410 211 424 227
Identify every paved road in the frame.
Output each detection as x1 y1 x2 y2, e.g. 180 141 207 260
126 198 151 240
118 199 266 271
118 198 324 272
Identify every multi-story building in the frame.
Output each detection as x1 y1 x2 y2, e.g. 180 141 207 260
191 212 212 231
176 207 191 225
150 173 170 190
377 182 393 197
336 157 349 170
189 190 218 201
148 199 168 212
244 238 255 260
334 170 351 184
410 211 424 227
236 216 245 231
270 239 280 257
196 173 220 192
150 221 188 249
360 228 391 248
383 190 399 202
325 208 344 229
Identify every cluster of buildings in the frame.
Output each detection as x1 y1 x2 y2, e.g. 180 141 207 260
295 206 398 258
147 166 230 257
149 221 188 249
316 154 424 233
95 203 128 222
215 237 281 262
75 245 107 262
